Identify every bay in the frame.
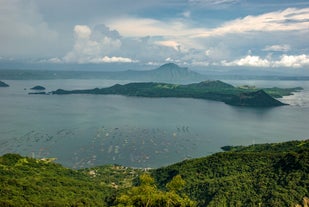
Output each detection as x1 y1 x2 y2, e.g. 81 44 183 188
0 79 308 168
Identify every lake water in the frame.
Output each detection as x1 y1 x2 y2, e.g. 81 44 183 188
0 79 309 168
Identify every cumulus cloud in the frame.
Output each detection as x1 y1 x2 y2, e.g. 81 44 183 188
221 54 309 68
99 56 137 63
63 25 127 63
273 54 309 68
222 55 270 67
105 7 308 67
74 25 92 39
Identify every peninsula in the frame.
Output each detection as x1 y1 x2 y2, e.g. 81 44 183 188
0 80 9 87
51 80 302 107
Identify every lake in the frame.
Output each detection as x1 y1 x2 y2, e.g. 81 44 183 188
0 79 309 168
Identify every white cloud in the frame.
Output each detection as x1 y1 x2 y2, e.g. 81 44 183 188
221 54 309 68
263 44 291 52
100 56 137 63
274 54 309 68
155 40 181 51
105 7 308 65
63 25 124 64
45 57 62 64
74 25 92 39
222 55 270 67
193 8 309 37
110 7 308 41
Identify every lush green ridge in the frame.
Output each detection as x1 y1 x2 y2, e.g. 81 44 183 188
0 140 308 206
51 80 302 107
151 140 309 207
0 155 144 206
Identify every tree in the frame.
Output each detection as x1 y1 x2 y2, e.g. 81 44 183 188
115 173 196 207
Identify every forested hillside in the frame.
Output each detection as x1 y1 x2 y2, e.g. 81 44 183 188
0 140 308 206
152 140 309 207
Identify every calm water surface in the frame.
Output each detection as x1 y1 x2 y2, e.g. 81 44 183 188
0 79 308 168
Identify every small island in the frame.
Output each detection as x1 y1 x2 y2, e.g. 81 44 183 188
50 80 302 107
30 85 46 90
0 80 9 87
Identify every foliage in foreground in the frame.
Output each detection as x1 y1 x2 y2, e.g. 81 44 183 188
115 173 196 207
152 140 309 207
0 154 140 206
0 139 308 206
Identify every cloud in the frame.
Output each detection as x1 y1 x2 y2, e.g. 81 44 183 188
74 25 92 39
106 7 308 65
193 8 309 37
155 40 181 51
273 54 309 68
222 55 270 67
188 0 239 7
263 44 291 52
0 0 59 57
63 25 124 63
221 54 309 68
99 56 137 63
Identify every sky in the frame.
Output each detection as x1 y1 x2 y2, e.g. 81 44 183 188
0 0 308 72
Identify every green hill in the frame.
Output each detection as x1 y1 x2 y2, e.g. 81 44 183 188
1 139 308 206
152 140 309 207
51 80 301 107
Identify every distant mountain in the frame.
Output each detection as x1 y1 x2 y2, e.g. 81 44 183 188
0 63 205 83
114 63 204 82
0 80 9 87
146 63 203 82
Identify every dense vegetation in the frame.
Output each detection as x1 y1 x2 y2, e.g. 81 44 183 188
1 140 308 206
152 140 309 207
51 80 302 107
